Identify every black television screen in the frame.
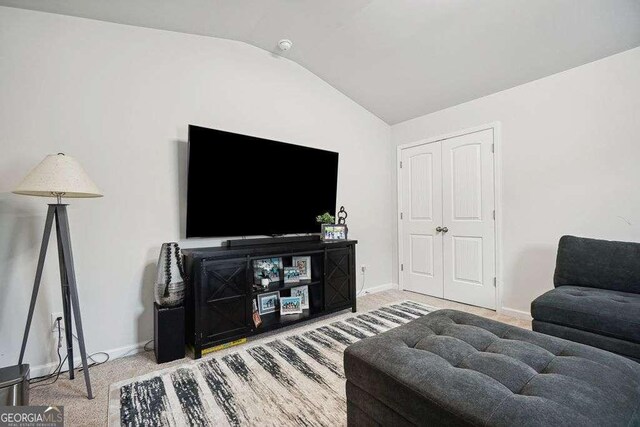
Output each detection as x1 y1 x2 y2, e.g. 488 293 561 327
186 125 339 238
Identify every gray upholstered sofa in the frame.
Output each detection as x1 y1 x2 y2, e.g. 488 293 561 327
531 235 640 361
344 309 640 426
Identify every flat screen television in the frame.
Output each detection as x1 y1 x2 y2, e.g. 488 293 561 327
186 125 339 238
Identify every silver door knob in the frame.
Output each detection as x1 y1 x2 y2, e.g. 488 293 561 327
442 227 449 233
436 226 443 232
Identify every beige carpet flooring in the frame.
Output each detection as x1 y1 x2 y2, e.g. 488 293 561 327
29 290 530 426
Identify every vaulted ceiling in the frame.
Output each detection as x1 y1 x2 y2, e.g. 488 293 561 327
2 0 639 124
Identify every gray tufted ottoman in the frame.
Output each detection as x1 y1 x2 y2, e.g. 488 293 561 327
344 309 640 426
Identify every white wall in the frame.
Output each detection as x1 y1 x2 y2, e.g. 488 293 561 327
392 47 640 316
0 7 393 372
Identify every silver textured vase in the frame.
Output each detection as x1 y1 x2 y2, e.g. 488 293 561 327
154 242 185 307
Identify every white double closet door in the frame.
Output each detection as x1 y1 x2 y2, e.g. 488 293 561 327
400 129 496 309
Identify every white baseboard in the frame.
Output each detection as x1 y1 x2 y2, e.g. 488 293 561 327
357 282 398 297
499 306 532 320
29 284 400 378
29 340 149 379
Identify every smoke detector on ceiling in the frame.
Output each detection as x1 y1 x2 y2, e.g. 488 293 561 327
278 39 293 51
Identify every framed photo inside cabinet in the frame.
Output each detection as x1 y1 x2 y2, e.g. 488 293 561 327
257 291 279 315
280 296 303 315
283 266 301 284
292 256 311 280
290 285 309 309
253 258 283 284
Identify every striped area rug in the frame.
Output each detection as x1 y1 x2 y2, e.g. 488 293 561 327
108 300 436 426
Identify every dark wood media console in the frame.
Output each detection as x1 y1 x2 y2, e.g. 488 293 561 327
182 238 357 358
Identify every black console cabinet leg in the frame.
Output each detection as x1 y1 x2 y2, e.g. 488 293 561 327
351 244 357 313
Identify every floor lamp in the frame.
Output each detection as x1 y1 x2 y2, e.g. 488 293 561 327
13 153 102 399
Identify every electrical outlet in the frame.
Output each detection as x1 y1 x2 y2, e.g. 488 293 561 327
361 265 367 273
51 312 64 332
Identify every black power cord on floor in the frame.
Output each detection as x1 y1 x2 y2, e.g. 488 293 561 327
28 318 110 389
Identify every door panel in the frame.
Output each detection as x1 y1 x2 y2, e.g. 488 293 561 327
451 144 482 220
401 144 443 297
453 236 483 284
410 234 433 275
200 258 251 341
325 248 352 310
410 154 434 220
442 129 495 309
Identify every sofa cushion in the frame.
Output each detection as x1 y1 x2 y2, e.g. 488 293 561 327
344 309 640 427
532 320 640 361
531 286 640 343
554 235 640 293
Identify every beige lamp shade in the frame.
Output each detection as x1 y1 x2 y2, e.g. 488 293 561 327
13 153 103 198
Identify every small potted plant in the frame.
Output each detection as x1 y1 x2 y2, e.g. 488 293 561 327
316 212 335 226
260 269 271 288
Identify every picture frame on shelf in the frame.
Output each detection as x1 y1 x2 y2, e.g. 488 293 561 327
292 256 311 280
290 285 309 309
280 296 303 315
253 258 283 284
257 291 279 315
283 266 300 284
321 224 348 241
